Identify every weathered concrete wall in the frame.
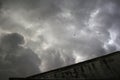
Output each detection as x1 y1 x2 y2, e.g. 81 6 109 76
28 51 120 79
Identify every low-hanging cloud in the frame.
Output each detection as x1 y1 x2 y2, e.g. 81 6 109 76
0 33 41 80
0 0 120 79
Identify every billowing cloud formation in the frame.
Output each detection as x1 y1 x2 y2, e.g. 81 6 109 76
0 0 120 79
0 33 41 80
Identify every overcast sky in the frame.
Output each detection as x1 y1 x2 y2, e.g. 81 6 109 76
0 0 120 80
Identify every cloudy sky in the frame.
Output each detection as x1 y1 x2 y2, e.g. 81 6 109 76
0 0 120 79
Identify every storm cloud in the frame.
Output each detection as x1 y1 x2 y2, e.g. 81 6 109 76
0 0 120 79
0 33 41 80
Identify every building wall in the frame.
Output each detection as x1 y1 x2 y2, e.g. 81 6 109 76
28 51 120 79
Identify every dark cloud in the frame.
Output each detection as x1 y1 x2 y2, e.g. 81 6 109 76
1 33 24 47
0 0 120 79
0 33 41 80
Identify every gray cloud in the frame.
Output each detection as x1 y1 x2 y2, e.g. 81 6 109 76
0 0 120 79
39 48 75 72
0 33 41 80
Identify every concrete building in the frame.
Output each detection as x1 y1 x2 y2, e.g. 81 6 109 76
11 51 120 80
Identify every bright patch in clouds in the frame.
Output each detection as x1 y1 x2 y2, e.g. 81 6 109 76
0 0 120 79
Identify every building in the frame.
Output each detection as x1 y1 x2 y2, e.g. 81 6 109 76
11 51 120 80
